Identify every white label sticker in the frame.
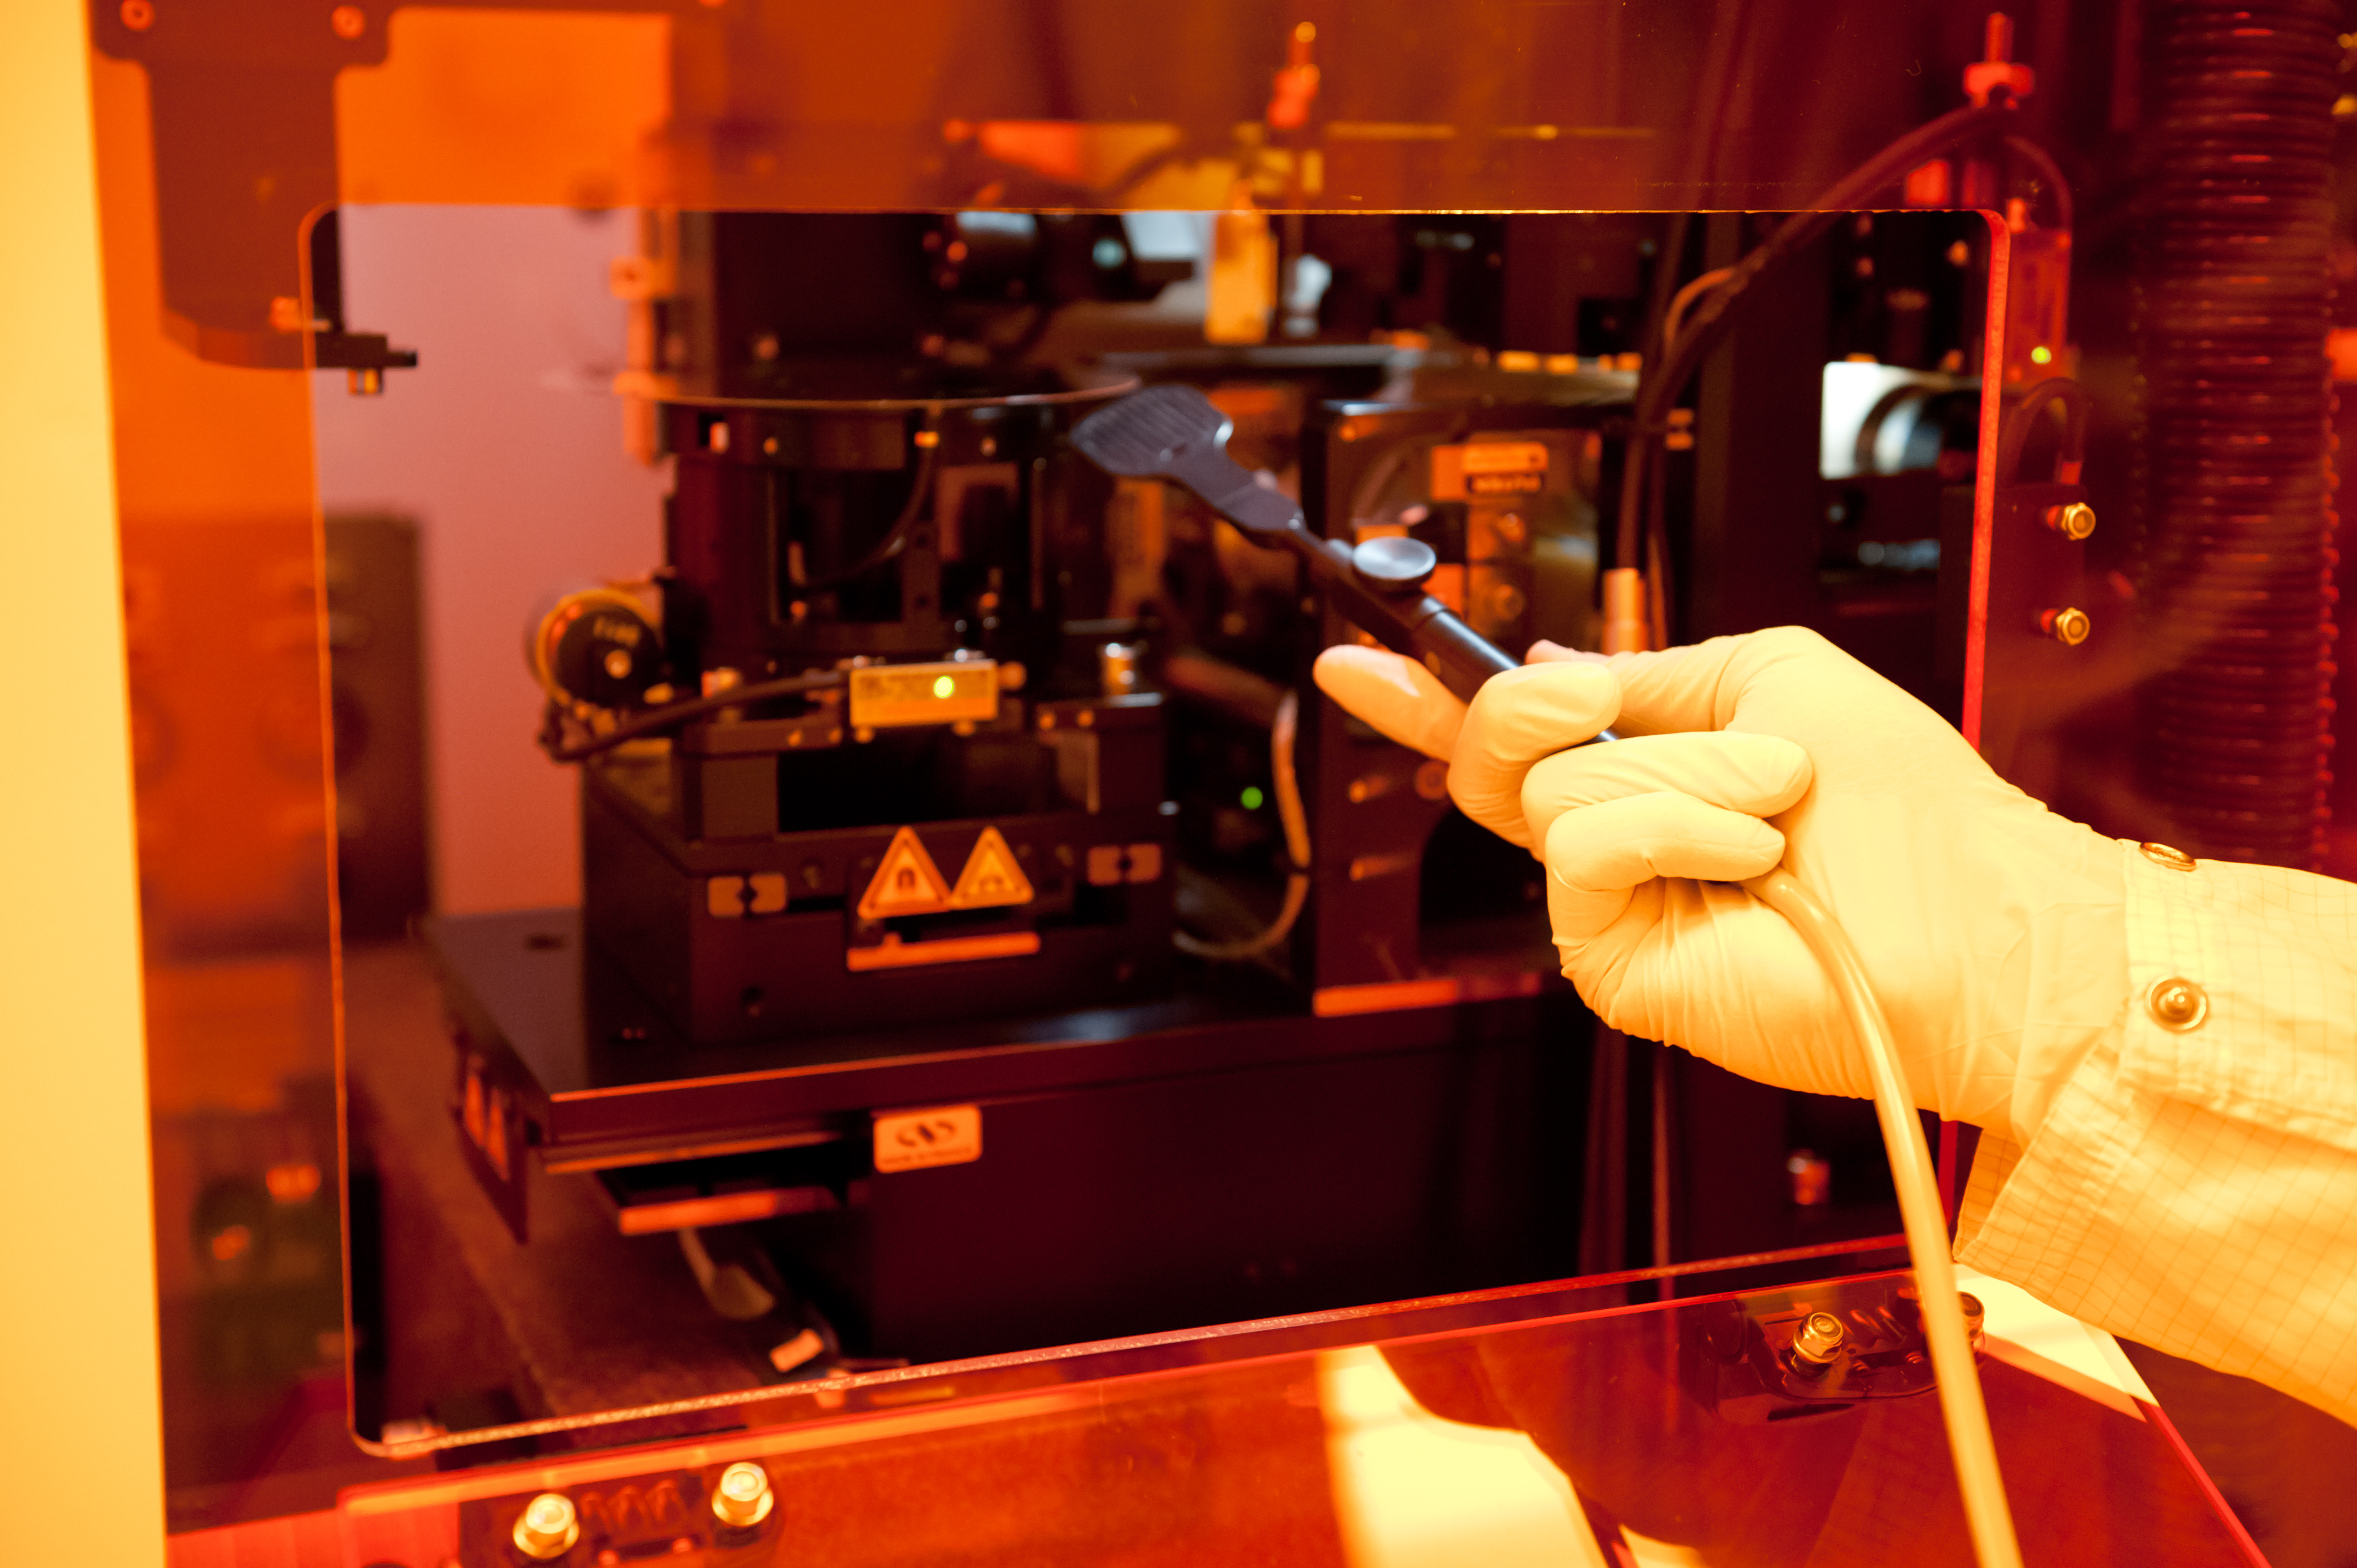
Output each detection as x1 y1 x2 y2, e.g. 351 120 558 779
873 1104 984 1173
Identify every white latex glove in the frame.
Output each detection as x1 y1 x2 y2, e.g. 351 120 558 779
1314 628 2127 1143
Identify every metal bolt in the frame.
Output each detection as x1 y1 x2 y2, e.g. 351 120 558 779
2044 501 2097 540
711 1461 775 1528
2039 606 2091 646
1790 1311 1847 1366
1959 1292 1987 1348
512 1493 580 1560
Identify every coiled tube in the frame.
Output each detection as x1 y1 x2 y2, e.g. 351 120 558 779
2134 0 2340 866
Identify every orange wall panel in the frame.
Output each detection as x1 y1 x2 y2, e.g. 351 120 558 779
336 9 671 208
91 55 320 527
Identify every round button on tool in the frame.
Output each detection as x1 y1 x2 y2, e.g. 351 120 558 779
711 1461 775 1529
513 1493 580 1560
1351 534 1439 591
2147 977 2209 1032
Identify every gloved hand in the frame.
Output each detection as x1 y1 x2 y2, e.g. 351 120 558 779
1313 627 2127 1144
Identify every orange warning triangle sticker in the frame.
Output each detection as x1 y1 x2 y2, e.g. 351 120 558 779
857 826 953 920
946 826 1036 910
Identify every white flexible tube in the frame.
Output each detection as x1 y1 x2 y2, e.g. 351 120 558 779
1743 866 2025 1568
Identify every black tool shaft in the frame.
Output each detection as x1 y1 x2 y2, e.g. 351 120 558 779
1071 385 1614 728
1132 432 1521 702
1300 537 1516 703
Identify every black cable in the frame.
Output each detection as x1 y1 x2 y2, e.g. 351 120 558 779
1622 212 1692 574
1613 101 2024 593
539 672 847 763
785 432 940 595
1613 0 1749 579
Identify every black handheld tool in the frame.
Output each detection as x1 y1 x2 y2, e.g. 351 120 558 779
1072 384 1609 720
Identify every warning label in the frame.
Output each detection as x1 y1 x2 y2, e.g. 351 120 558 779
857 826 953 919
946 826 1035 910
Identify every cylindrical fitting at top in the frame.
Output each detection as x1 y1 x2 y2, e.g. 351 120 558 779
1099 642 1140 697
1599 567 1649 654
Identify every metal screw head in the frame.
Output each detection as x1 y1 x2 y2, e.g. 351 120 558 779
1958 1292 1987 1346
2040 606 2091 646
512 1493 580 1560
2045 501 2097 540
1790 1311 1847 1365
119 0 153 29
1351 534 1438 591
712 1461 775 1528
330 3 364 37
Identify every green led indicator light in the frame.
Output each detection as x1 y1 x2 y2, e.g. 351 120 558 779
932 674 956 698
1241 786 1265 810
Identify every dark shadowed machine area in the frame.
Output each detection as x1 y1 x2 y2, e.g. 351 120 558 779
86 0 2357 1564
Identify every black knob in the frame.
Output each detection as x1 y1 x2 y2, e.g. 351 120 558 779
1351 534 1438 592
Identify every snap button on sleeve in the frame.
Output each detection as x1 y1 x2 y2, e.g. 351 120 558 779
2139 842 2197 871
2146 976 2210 1031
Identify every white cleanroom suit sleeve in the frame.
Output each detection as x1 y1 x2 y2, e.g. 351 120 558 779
1957 844 2357 1427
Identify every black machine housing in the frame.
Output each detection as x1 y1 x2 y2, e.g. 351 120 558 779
584 388 1179 1043
409 208 1975 1410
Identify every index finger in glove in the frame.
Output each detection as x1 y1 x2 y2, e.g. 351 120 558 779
1311 644 1467 762
1446 662 1623 848
1542 790 1792 950
1518 729 1812 848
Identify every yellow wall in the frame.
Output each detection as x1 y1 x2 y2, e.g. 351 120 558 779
0 4 166 1566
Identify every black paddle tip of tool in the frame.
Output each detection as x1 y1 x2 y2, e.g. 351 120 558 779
1069 383 1233 478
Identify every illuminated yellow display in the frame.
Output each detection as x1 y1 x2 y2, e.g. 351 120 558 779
847 660 1001 730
